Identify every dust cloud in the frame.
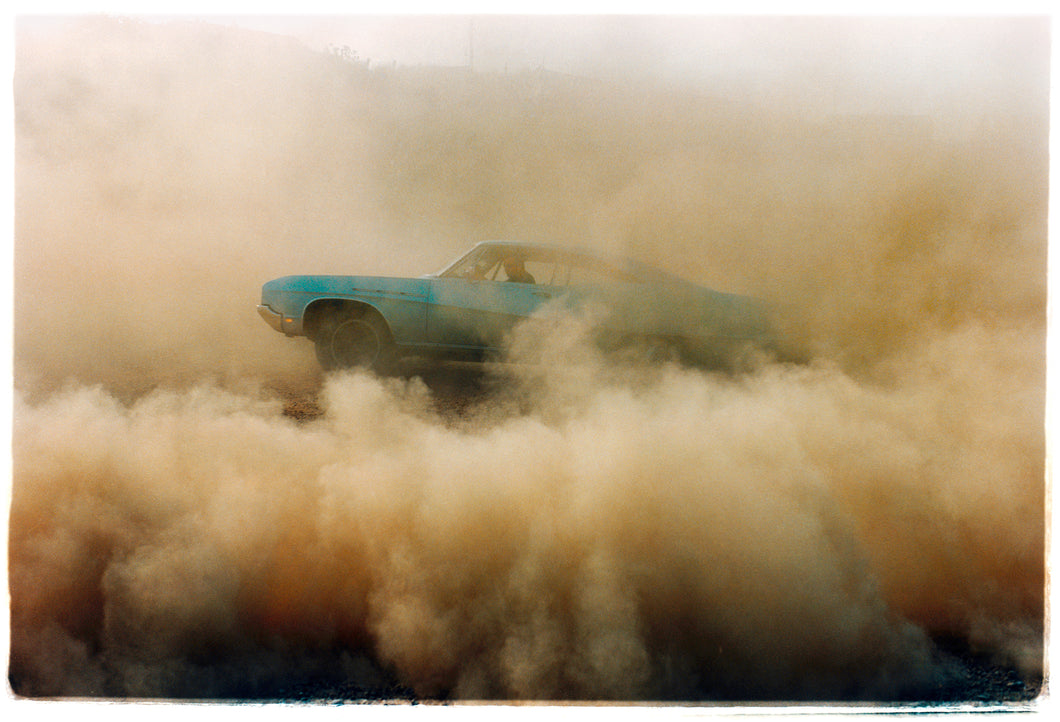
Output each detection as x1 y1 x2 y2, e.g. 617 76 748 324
9 16 1047 701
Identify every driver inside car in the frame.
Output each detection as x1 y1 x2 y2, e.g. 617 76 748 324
503 256 535 284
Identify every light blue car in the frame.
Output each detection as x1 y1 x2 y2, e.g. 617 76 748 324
257 241 777 372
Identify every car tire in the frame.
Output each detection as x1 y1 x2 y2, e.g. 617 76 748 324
607 332 681 365
315 310 396 373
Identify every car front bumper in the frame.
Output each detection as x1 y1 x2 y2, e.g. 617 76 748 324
257 304 285 332
258 304 304 336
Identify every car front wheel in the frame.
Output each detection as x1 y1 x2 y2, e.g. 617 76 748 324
314 311 396 373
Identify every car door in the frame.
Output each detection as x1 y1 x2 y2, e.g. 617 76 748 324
427 277 556 349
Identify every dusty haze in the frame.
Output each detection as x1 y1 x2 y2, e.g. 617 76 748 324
9 15 1048 701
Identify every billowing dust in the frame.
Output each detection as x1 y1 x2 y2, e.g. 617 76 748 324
9 16 1047 701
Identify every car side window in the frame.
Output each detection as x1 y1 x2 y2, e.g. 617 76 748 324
441 246 638 287
444 249 559 285
518 259 557 285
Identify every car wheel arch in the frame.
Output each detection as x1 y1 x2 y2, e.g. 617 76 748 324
303 298 386 341
304 299 398 373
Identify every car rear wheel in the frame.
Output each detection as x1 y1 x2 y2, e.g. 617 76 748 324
314 311 396 373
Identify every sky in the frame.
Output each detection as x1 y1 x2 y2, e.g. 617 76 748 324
13 8 1053 133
